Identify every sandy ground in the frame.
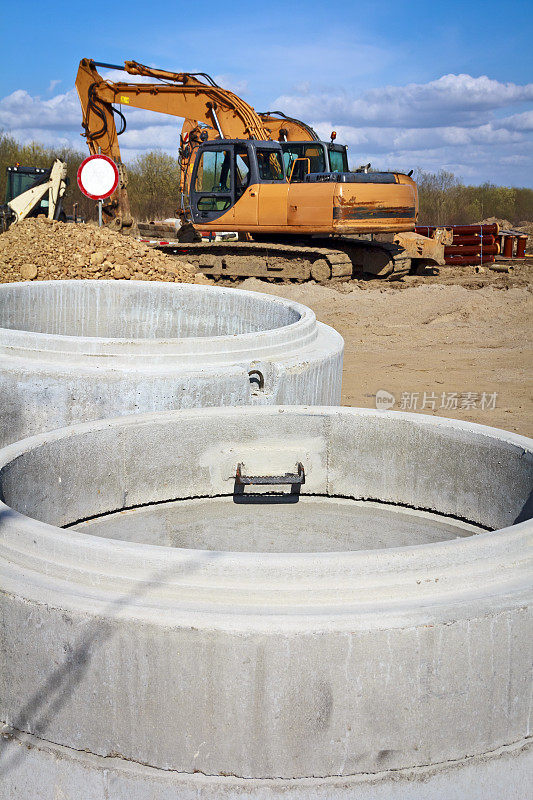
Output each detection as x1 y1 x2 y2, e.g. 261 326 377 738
2 218 531 436
237 264 533 437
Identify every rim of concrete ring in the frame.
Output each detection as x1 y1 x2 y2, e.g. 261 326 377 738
0 407 530 630
0 280 321 359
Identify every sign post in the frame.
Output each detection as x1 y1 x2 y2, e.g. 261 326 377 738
77 155 120 226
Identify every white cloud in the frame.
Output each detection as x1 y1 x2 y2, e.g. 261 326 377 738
118 123 180 150
275 73 533 185
274 74 533 128
313 120 524 153
0 88 80 131
494 110 533 132
213 75 249 95
100 68 155 84
1 72 531 186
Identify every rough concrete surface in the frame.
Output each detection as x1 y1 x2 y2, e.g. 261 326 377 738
72 495 484 551
1 731 531 800
0 406 531 798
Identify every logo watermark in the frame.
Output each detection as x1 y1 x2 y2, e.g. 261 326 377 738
376 389 396 410
375 390 497 412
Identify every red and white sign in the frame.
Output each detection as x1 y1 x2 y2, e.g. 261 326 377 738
77 155 119 200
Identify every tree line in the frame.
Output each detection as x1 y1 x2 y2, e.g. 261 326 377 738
414 169 533 225
1 133 532 225
0 133 179 222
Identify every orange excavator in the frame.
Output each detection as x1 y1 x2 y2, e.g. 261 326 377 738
75 59 446 280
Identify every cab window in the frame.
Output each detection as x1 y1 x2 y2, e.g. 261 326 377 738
194 149 232 192
235 147 250 197
256 149 284 181
282 144 326 179
303 145 325 173
197 197 231 212
329 148 347 173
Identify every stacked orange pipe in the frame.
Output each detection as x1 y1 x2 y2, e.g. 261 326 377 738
415 224 499 265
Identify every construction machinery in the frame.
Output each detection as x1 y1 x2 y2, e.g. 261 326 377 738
0 160 68 233
75 59 446 280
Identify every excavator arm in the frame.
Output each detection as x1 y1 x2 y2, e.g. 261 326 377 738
76 58 272 227
76 59 270 145
258 112 319 142
75 59 326 227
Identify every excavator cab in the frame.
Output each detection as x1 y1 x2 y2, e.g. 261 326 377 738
281 142 349 182
189 139 285 224
188 136 418 236
189 139 353 224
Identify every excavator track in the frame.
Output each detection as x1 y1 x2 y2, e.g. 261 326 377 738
152 239 411 282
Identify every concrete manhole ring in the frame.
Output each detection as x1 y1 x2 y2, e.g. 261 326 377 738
0 280 343 447
0 406 531 798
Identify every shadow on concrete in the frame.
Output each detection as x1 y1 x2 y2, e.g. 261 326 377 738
0 532 220 776
513 488 533 525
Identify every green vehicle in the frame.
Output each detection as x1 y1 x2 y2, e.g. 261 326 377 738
1 160 68 232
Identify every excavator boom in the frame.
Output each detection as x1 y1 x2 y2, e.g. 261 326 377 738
76 58 273 226
76 59 268 149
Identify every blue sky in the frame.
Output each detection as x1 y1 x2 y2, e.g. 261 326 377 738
1 0 532 185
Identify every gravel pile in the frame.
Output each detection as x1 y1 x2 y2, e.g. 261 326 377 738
0 217 204 284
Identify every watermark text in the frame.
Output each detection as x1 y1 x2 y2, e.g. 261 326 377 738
375 389 497 412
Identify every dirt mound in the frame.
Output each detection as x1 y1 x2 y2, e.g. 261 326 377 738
515 222 533 251
479 216 513 229
0 217 204 284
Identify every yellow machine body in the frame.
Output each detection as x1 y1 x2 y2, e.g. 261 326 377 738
206 178 417 235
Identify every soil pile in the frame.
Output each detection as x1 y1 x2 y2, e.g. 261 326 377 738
480 216 513 229
515 222 533 251
0 218 203 284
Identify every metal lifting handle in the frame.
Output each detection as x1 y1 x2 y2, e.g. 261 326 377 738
235 463 305 486
233 462 305 504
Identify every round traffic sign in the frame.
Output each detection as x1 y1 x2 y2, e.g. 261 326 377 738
77 155 119 200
